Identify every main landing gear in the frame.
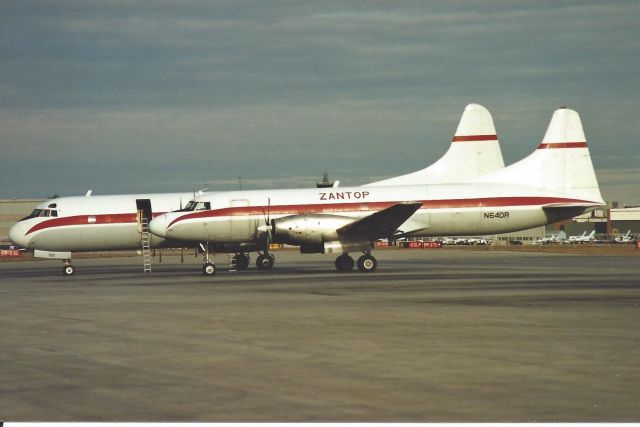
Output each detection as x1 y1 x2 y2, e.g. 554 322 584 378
334 253 377 273
256 253 275 270
62 259 75 276
232 253 251 271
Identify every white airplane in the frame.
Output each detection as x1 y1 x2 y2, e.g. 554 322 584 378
534 235 557 245
614 230 633 243
533 230 566 245
8 104 506 275
566 230 587 243
568 230 596 244
149 107 605 275
8 191 207 274
467 237 491 245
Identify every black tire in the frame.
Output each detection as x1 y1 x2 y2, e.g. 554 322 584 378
357 255 377 273
335 254 354 272
202 262 217 276
256 254 274 270
62 265 75 276
234 254 250 270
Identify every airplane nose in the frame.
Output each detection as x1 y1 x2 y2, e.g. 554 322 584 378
8 221 30 248
149 215 168 238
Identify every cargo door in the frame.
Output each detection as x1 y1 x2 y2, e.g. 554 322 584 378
229 199 253 241
136 199 152 232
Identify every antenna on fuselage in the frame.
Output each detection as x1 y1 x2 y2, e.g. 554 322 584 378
85 190 93 197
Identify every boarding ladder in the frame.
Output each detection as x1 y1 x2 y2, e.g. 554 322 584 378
140 218 152 273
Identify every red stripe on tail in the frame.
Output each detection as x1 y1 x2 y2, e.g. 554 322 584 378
452 134 498 142
537 142 588 149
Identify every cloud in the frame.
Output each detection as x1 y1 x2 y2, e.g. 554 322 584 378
0 1 638 201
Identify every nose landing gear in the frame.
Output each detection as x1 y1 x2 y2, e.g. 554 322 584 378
200 242 217 276
202 262 217 276
62 259 75 276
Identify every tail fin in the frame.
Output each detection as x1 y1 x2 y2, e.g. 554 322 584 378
365 104 504 186
478 107 604 204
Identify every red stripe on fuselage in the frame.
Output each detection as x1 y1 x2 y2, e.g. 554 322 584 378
451 134 498 142
168 196 595 228
25 212 165 236
537 142 588 149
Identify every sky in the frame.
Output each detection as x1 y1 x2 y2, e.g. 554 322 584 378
1 0 639 203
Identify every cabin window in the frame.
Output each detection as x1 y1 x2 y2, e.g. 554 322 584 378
195 202 211 211
88 216 96 223
184 201 197 211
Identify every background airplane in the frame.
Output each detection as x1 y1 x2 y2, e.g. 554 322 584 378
567 230 587 243
149 107 604 275
9 104 505 275
567 230 596 244
614 230 633 243
533 230 567 245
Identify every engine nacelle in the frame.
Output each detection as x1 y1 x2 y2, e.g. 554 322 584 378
271 214 356 246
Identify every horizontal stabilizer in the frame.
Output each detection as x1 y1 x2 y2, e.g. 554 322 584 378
542 202 600 224
337 202 422 241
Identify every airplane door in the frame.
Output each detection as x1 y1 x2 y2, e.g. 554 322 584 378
136 199 153 231
229 199 253 241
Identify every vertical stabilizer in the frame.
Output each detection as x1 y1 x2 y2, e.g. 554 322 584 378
478 108 604 203
365 104 504 186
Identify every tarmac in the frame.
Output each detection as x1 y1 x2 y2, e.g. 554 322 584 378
0 249 638 421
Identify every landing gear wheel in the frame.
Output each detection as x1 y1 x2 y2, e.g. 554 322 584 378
357 254 377 273
256 254 275 270
202 262 217 276
62 265 75 276
335 254 354 272
233 254 250 270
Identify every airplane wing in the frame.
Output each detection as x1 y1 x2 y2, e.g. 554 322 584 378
337 202 422 242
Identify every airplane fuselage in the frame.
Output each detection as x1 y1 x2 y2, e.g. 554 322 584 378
9 192 200 252
150 183 599 246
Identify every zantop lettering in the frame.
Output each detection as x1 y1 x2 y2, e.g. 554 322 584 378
319 191 370 201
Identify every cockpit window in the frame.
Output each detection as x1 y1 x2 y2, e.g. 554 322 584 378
180 201 210 211
22 209 43 220
20 208 58 221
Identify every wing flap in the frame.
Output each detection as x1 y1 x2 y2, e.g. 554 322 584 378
337 202 422 242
